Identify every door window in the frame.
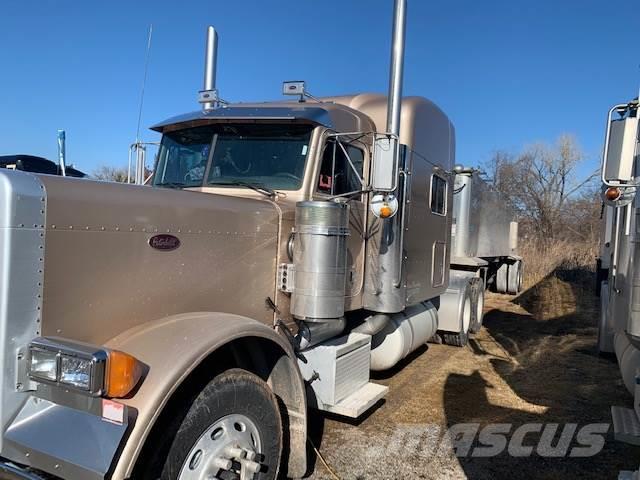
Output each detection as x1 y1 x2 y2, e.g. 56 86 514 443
317 139 364 196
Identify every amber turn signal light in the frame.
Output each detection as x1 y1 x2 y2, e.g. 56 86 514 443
379 204 394 218
605 187 621 201
106 350 144 398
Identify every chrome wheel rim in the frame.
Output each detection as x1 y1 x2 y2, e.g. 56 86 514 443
462 296 472 332
178 413 263 480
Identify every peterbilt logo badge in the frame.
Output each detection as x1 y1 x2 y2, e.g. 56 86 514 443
148 234 180 251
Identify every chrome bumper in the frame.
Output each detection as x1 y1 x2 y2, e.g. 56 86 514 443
0 462 46 480
2 396 129 480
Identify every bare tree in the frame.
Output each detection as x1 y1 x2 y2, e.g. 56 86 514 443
92 166 130 183
486 135 598 244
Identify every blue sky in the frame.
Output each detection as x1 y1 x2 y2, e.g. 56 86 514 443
1 0 638 176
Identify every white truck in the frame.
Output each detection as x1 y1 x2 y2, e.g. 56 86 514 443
596 97 640 478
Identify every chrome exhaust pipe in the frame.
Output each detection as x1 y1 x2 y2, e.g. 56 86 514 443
57 129 67 176
295 318 346 351
386 0 407 136
199 26 219 111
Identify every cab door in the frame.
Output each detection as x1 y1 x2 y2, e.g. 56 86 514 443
314 136 368 310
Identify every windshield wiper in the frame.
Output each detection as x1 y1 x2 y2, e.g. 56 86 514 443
208 181 276 198
155 182 189 189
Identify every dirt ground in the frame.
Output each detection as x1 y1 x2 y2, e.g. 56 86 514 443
303 272 640 479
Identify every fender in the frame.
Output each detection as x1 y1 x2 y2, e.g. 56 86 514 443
104 312 307 479
437 270 474 332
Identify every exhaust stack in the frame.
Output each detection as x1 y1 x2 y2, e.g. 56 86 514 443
57 129 67 176
198 26 219 110
386 0 407 136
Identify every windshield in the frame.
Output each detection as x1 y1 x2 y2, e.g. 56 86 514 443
153 124 312 190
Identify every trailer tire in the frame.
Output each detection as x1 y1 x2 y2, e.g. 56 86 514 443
469 277 485 334
507 260 523 295
441 285 472 347
495 263 509 293
147 368 283 480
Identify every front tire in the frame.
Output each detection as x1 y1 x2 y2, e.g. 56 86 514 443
153 369 283 480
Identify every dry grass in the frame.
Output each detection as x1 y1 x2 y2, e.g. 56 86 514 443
308 276 639 479
519 239 598 289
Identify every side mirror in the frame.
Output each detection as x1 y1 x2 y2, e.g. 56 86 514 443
603 105 639 185
371 134 399 192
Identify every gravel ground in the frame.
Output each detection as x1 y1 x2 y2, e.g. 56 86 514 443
303 273 640 479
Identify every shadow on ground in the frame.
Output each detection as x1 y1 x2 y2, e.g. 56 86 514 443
444 268 640 479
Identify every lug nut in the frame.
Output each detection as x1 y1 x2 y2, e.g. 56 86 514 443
240 458 261 473
224 445 246 459
212 457 233 470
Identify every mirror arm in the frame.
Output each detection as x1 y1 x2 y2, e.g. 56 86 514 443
336 139 365 187
326 186 374 202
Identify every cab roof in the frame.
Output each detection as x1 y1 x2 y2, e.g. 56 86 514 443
150 99 376 134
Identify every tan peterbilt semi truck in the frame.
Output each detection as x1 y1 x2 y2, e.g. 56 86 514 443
596 97 640 478
0 5 499 480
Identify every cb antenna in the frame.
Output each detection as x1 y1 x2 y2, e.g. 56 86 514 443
135 24 153 145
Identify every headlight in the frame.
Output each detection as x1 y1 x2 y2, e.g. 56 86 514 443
29 348 58 381
27 337 143 398
60 356 93 390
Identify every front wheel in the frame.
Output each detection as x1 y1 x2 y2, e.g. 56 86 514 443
157 369 283 480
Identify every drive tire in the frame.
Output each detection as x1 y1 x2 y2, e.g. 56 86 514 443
442 331 469 347
149 368 283 480
441 284 472 347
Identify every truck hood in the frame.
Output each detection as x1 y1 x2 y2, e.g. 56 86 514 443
36 174 281 345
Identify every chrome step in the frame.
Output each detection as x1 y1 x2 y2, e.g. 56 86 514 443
612 406 640 445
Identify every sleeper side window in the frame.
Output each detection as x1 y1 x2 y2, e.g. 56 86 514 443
317 139 364 196
430 174 447 215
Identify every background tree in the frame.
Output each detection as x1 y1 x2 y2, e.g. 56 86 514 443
485 134 598 246
92 165 130 183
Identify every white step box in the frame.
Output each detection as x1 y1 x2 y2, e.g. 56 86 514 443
297 332 387 418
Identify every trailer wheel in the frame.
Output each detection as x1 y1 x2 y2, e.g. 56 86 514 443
469 277 485 334
495 263 508 293
442 286 472 347
507 260 523 295
153 368 282 480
